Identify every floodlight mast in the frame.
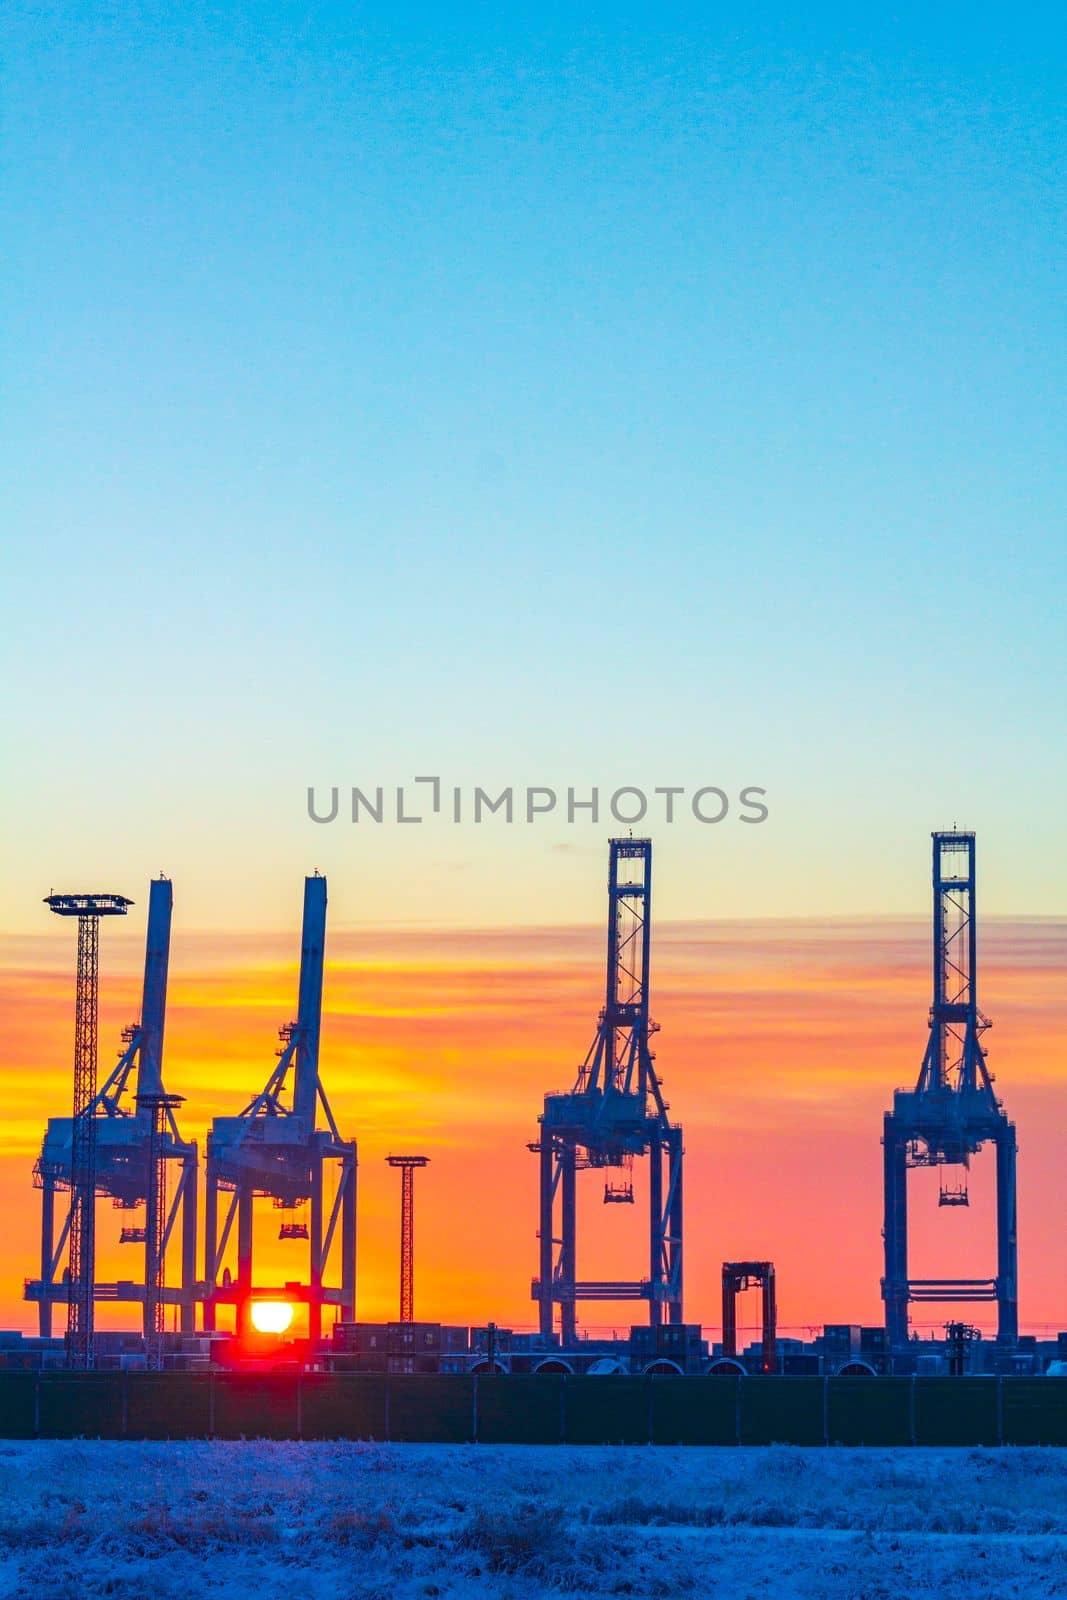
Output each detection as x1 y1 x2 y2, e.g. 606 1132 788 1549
386 1156 430 1322
43 892 133 1368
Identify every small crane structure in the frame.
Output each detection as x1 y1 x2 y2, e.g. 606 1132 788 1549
722 1260 777 1374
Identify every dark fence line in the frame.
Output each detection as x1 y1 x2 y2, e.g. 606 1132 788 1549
1 1373 1065 1446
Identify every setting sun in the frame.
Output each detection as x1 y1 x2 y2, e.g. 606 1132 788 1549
249 1300 294 1335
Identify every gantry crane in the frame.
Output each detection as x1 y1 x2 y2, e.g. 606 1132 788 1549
531 838 683 1341
204 874 357 1340
722 1260 777 1374
882 832 1018 1348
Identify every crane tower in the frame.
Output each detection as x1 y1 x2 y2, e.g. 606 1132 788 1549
881 832 1018 1348
531 838 683 1341
204 874 357 1340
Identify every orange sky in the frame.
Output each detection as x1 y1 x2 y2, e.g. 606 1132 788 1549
1 915 1064 1339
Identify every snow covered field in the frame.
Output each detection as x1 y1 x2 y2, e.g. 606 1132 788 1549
0 1440 1064 1600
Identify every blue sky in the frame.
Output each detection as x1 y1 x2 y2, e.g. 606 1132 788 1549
2 3 1064 931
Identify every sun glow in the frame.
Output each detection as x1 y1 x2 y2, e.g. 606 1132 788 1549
249 1300 294 1334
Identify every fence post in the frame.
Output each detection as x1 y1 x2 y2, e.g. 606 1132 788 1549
909 1374 917 1446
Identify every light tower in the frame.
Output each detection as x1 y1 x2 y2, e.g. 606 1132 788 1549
43 892 133 1368
385 1156 429 1323
530 838 683 1342
881 832 1018 1348
31 880 199 1344
204 874 357 1341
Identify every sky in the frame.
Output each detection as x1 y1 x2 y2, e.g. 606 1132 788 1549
1 4 1064 1333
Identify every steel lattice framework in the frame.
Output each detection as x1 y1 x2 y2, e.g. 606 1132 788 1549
531 839 683 1341
44 893 132 1368
31 882 199 1348
69 914 100 1364
386 1156 429 1323
881 832 1018 1347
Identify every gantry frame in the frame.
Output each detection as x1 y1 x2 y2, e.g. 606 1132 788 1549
531 839 683 1341
722 1260 777 1374
204 874 357 1341
882 832 1018 1347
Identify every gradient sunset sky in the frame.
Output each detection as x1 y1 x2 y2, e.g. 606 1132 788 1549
1 4 1064 1334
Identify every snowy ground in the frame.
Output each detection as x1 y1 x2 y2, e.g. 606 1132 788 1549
0 1441 1065 1600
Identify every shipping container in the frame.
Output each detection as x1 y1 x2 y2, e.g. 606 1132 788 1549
387 1322 441 1352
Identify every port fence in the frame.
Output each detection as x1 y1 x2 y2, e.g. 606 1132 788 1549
0 1372 1064 1446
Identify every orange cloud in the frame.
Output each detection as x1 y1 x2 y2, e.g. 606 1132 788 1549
1 918 1064 1337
